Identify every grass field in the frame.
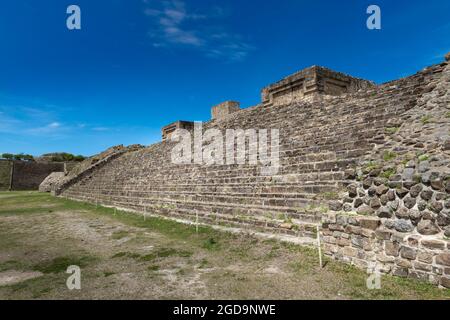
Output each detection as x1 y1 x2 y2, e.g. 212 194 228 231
0 191 449 300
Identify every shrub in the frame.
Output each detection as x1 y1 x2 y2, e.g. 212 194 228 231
1 153 14 160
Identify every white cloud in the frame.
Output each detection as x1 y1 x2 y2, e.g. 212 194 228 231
143 0 253 61
48 122 61 128
92 127 110 132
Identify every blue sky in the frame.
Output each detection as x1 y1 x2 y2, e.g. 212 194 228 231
0 0 449 156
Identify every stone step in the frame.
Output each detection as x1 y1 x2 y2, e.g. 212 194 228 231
63 191 324 222
63 192 320 239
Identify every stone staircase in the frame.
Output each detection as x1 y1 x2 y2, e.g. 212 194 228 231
59 61 447 243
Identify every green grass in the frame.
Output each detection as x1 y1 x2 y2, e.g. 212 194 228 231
111 252 141 259
111 230 129 240
317 192 340 200
202 237 220 251
421 115 432 125
2 192 229 251
380 168 396 179
383 151 397 162
418 154 429 162
364 161 380 172
385 127 399 134
1 191 449 300
0 260 24 272
147 265 160 271
32 255 96 274
139 248 193 262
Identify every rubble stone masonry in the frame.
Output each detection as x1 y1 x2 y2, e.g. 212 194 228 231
55 56 450 287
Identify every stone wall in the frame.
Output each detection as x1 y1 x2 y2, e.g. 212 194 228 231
322 212 450 288
39 172 65 192
162 121 194 141
56 56 449 287
261 66 374 106
10 161 65 190
211 101 241 120
320 57 450 288
0 160 13 190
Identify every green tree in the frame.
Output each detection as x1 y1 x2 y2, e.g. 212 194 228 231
1 153 14 160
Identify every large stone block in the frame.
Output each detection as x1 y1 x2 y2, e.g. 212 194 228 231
211 101 240 120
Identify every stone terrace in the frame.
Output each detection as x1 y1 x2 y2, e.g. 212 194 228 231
58 60 447 246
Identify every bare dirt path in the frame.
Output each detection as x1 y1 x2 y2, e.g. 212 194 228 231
0 192 448 300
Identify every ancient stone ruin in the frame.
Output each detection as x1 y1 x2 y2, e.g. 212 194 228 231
45 54 450 288
0 160 65 191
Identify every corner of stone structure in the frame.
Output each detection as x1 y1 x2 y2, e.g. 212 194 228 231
211 101 241 120
445 52 450 62
261 65 375 106
161 120 194 141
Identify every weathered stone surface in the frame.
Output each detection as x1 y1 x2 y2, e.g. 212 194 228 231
396 188 409 199
417 219 440 235
417 201 427 211
380 194 389 205
422 210 436 221
429 201 443 214
431 179 443 191
421 239 446 250
375 229 391 240
356 205 374 215
354 198 363 208
393 219 414 233
392 267 408 278
418 161 430 173
329 201 343 211
389 199 399 211
417 251 433 264
445 200 450 209
344 169 356 180
445 227 450 238
440 277 450 289
385 241 400 256
420 189 433 201
436 253 450 267
387 189 396 201
402 168 415 182
370 198 381 209
358 218 380 230
409 184 423 198
56 57 450 289
343 197 353 203
376 184 389 196
403 196 416 209
39 172 65 193
347 184 357 198
409 210 422 224
378 207 392 218
395 207 409 219
362 178 373 189
400 246 417 260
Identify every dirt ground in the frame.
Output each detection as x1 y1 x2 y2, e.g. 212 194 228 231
0 192 449 300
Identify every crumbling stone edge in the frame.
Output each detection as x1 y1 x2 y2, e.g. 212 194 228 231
322 212 450 289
